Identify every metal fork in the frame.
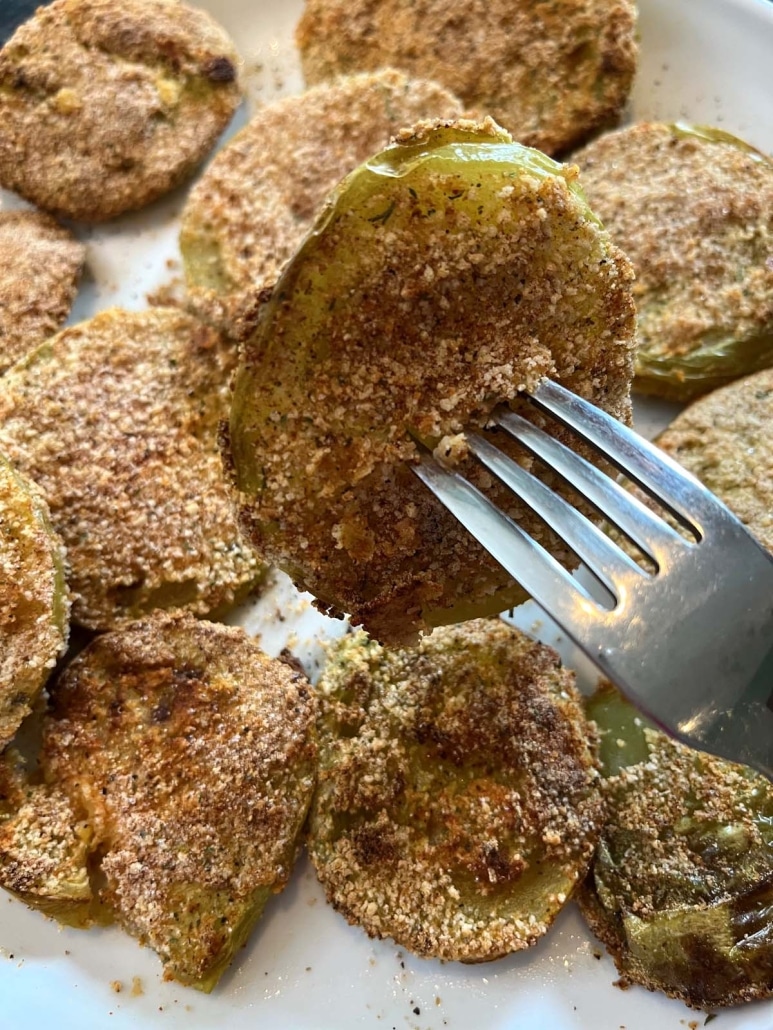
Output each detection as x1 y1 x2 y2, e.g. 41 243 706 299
413 378 773 780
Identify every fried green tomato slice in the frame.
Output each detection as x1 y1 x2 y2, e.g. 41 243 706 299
296 0 637 157
0 0 242 222
579 683 773 1007
180 68 463 335
0 748 96 928
0 209 85 374
0 454 69 748
0 307 262 630
37 610 318 991
226 118 635 644
574 123 773 400
307 619 603 961
653 367 773 554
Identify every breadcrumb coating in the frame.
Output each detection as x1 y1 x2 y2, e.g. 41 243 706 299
308 619 603 961
296 0 637 156
0 455 69 748
0 307 262 630
181 68 463 335
654 368 773 554
0 209 85 374
0 0 243 221
40 611 318 988
574 123 773 399
0 751 92 915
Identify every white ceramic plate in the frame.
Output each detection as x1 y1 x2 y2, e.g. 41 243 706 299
2 0 773 1027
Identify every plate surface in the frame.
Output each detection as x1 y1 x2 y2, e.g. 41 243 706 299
2 0 773 1027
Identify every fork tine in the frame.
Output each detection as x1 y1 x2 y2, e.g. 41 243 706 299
526 379 720 535
466 430 646 600
492 407 687 564
411 448 598 617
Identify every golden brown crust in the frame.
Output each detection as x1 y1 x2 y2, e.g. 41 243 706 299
227 120 636 643
40 610 318 987
0 455 69 748
308 619 603 961
296 0 637 156
0 210 85 374
181 68 463 334
574 123 773 398
0 750 92 913
0 0 242 221
653 368 773 553
0 307 262 630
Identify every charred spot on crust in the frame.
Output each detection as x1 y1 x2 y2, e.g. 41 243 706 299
151 703 171 724
351 825 399 866
172 667 203 685
202 56 236 84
